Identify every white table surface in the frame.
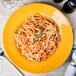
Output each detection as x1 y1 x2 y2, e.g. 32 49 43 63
0 0 76 76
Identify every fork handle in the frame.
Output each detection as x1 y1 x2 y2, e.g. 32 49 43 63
0 48 4 56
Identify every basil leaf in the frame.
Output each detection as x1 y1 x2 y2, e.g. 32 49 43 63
33 29 43 43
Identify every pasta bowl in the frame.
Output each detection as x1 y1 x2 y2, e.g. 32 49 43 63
3 3 73 74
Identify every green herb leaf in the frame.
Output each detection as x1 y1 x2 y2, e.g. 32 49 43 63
33 29 43 43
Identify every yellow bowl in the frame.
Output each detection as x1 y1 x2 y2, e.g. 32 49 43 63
3 3 73 74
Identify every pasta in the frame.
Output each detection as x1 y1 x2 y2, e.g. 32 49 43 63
14 13 60 62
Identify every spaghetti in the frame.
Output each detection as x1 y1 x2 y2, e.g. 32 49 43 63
14 13 60 62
